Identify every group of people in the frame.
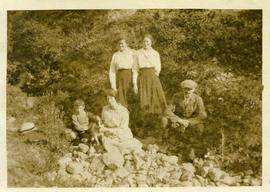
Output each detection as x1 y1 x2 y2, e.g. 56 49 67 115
66 34 207 160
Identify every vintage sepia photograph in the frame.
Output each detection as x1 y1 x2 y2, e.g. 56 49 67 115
5 8 263 188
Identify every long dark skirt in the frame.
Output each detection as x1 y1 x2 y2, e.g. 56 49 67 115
138 68 167 114
116 69 132 108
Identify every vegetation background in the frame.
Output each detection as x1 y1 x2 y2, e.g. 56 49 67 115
7 9 262 186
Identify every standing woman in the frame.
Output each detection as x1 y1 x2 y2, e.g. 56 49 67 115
109 36 137 108
133 34 167 115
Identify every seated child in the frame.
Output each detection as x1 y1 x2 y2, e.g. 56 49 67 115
66 99 101 145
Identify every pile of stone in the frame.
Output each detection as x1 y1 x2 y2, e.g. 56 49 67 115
47 143 261 187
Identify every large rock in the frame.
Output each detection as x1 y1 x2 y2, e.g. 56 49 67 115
192 178 202 186
78 143 89 153
180 163 196 181
124 160 134 172
170 170 182 180
156 167 170 182
66 161 84 175
58 157 72 169
102 151 124 169
115 167 130 178
208 168 226 182
220 175 236 186
179 181 193 187
198 166 210 178
161 155 178 165
250 178 261 186
90 155 105 173
133 153 145 170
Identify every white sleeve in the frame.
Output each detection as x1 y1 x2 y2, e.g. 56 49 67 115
109 54 117 90
132 50 139 87
155 51 161 76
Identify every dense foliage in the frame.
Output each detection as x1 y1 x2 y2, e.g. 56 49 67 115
7 10 262 173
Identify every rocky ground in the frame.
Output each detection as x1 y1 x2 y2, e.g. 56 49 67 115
47 140 262 187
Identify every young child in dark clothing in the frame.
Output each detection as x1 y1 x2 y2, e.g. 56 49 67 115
66 99 101 145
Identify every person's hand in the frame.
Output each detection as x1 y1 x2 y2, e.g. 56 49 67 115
181 119 190 128
133 85 138 94
177 118 189 128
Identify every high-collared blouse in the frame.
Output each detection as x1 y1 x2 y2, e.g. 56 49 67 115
101 103 133 140
134 47 161 76
109 48 136 90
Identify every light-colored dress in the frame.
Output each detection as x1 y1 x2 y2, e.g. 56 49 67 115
101 103 142 154
133 48 167 114
109 48 136 107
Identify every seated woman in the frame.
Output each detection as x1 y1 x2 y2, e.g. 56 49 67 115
99 89 143 155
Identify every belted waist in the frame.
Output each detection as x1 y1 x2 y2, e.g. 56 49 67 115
118 68 132 72
140 67 154 71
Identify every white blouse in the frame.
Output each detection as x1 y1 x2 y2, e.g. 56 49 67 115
109 48 136 90
134 48 161 76
101 104 133 140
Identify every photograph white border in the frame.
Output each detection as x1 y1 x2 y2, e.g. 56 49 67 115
1 0 269 192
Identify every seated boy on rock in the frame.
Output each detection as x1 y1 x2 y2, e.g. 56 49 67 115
161 80 207 159
65 99 101 145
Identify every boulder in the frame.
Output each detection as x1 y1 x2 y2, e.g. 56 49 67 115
156 168 170 182
199 166 210 178
90 155 105 173
115 167 130 178
81 171 93 181
192 178 202 186
58 157 72 169
242 176 252 185
46 171 57 182
87 146 96 157
220 175 236 186
170 170 182 180
208 168 225 181
133 153 145 170
78 143 89 153
250 178 261 186
102 151 124 169
244 169 254 176
180 171 194 181
161 155 178 165
135 173 147 183
66 161 84 175
71 174 83 182
181 163 196 173
124 160 134 172
146 144 159 153
179 181 193 187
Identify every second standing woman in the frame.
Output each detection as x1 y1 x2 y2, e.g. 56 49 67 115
133 34 167 115
109 36 137 108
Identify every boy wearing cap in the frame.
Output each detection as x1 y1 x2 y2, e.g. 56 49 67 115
161 80 207 158
67 99 101 145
